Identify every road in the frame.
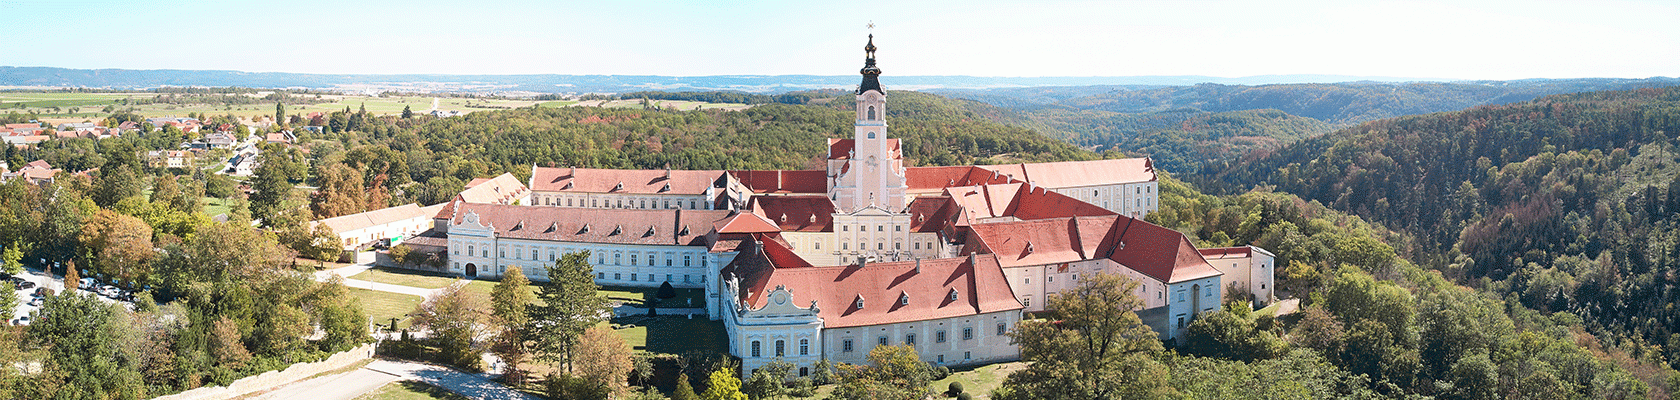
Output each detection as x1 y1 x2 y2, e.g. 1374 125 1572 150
253 359 538 400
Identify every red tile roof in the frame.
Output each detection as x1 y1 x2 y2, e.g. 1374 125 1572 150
727 241 1021 328
747 195 836 232
942 183 1114 226
906 196 956 233
447 203 730 246
1199 246 1253 260
714 212 783 234
529 166 723 194
965 214 1220 284
976 158 1155 189
458 173 529 204
729 170 828 194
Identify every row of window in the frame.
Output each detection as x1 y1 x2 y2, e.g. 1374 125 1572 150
536 195 702 210
840 224 902 232
750 338 812 358
596 272 706 284
828 324 1008 355
453 244 704 268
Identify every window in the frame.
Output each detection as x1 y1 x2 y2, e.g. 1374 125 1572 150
684 275 691 283
937 355 944 363
775 340 785 357
906 334 916 345
531 250 538 260
877 336 888 346
630 274 637 281
877 225 884 232
900 294 909 305
685 255 692 266
665 274 672 282
867 132 875 139
614 253 621 265
895 225 902 232
597 272 605 279
1023 297 1031 307
1024 277 1030 284
895 243 901 250
868 106 876 120
997 323 1007 336
751 341 761 358
1177 316 1185 329
964 351 971 360
963 327 973 340
914 242 921 250
843 339 854 352
814 242 821 250
1048 276 1054 283
936 330 947 343
800 367 808 377
842 242 849 250
666 258 672 266
499 249 505 257
452 245 459 255
614 273 621 280
549 251 556 261
701 275 706 283
842 225 848 232
648 274 654 281
878 243 884 250
468 245 474 256
631 254 638 265
800 339 809 355
856 298 865 309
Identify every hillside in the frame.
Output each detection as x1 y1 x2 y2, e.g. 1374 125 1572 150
1209 86 1680 364
977 107 1331 174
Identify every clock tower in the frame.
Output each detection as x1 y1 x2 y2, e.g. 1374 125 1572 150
829 34 907 212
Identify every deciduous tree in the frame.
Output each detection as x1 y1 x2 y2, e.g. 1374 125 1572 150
413 284 488 370
996 273 1175 400
529 251 610 372
573 326 632 396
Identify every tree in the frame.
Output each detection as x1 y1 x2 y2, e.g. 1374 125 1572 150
672 373 699 400
65 263 79 291
574 326 633 396
744 359 794 400
209 316 253 369
402 105 413 119
2 241 24 275
412 284 488 370
204 173 237 199
831 345 931 400
92 164 145 207
29 291 145 398
302 223 343 263
529 251 610 372
700 368 749 400
1182 302 1287 362
255 304 311 357
387 244 412 267
312 276 370 352
491 266 536 384
275 103 286 126
78 209 155 283
996 273 1175 400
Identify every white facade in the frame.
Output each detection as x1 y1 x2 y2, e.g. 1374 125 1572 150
445 211 725 288
828 89 908 213
314 204 435 251
1203 246 1276 306
1054 181 1158 218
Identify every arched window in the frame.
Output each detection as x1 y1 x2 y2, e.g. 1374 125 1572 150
867 106 876 120
751 341 762 358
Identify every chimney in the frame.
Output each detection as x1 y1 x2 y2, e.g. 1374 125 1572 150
914 258 921 274
968 252 977 266
858 257 867 269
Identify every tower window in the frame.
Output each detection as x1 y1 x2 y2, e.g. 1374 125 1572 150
868 132 875 139
868 106 876 120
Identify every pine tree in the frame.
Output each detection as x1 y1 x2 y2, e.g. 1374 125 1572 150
275 103 285 126
402 105 413 119
529 251 610 372
671 373 699 400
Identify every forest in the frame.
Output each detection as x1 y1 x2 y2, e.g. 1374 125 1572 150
1207 86 1680 380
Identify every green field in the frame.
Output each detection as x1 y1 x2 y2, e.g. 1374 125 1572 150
598 284 706 309
352 267 461 290
0 92 750 124
608 315 729 355
348 287 424 330
353 380 471 400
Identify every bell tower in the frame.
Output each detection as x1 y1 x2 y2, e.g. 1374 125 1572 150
830 34 907 212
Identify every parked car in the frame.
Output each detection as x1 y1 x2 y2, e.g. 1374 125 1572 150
11 316 28 326
14 281 35 290
27 297 42 307
79 278 96 289
32 287 51 297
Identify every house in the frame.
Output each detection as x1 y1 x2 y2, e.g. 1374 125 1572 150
1 160 60 184
312 203 441 251
143 150 196 169
265 130 296 144
1200 245 1276 306
203 133 238 149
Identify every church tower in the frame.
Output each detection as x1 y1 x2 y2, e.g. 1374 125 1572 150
829 34 907 212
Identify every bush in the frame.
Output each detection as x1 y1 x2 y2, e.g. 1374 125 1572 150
931 365 951 380
948 381 964 396
957 393 973 400
546 373 611 400
789 378 815 397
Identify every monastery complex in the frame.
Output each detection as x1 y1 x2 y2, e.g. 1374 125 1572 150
327 35 1276 377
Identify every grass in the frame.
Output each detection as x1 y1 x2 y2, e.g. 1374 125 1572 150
353 380 471 400
352 267 462 290
608 315 729 355
930 361 1025 399
598 285 706 308
202 196 234 217
348 288 424 330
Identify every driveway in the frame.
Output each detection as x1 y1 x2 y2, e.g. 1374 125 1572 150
254 359 538 400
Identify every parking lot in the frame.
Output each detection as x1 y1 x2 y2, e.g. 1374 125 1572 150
7 267 135 326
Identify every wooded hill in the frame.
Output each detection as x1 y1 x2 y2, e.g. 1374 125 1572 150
1207 85 1680 369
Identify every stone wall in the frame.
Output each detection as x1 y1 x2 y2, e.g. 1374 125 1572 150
150 343 377 400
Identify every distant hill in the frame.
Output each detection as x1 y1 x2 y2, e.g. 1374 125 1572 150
0 66 1427 94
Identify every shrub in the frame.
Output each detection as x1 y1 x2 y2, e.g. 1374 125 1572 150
931 365 951 380
957 393 973 400
948 381 964 396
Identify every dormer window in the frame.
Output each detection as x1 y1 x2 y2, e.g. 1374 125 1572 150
644 227 657 237
899 292 909 305
613 182 624 192
855 296 865 309
578 224 590 234
1024 241 1035 255
609 225 622 236
660 183 671 193
678 225 690 236
949 289 959 301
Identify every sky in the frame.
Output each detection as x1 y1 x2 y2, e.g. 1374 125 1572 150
2 0 1676 80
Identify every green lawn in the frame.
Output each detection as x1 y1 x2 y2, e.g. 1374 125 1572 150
348 288 424 330
351 267 462 289
202 196 234 217
930 362 1025 399
598 285 706 308
608 316 729 355
353 380 471 400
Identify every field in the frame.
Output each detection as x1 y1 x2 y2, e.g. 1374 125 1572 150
351 267 461 290
608 315 729 355
347 288 424 330
0 91 749 124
